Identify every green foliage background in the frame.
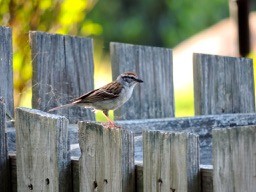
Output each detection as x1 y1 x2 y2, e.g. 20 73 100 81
1 0 254 118
86 0 229 48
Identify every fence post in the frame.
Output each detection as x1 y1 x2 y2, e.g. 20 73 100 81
110 42 174 120
30 31 95 123
0 101 10 192
193 53 255 115
143 131 200 192
15 107 71 192
0 26 14 119
79 122 134 192
213 125 256 191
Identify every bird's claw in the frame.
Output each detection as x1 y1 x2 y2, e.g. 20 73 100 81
101 122 121 129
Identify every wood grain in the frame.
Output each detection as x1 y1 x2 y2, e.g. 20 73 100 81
143 131 200 192
193 53 255 115
117 113 256 165
213 125 256 192
10 155 215 192
110 42 174 120
79 122 134 192
30 31 95 123
15 107 71 192
0 26 14 118
0 102 10 192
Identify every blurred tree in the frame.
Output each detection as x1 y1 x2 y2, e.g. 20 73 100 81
86 0 229 49
0 0 241 113
0 0 101 106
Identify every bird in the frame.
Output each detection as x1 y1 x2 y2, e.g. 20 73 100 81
48 72 143 127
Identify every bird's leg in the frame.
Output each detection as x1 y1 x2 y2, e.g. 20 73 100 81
102 110 118 128
102 110 114 124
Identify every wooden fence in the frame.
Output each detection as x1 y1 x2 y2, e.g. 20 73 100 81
1 26 256 192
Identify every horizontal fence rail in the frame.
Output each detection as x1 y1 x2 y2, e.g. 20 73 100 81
116 113 256 165
0 26 256 192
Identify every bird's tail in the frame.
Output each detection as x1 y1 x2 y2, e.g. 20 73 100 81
48 103 74 112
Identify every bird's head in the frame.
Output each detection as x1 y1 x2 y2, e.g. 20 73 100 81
116 72 143 87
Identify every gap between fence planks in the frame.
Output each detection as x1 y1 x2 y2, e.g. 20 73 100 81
0 102 10 192
30 31 95 124
110 42 174 120
143 131 200 192
0 26 14 119
15 107 71 192
213 125 256 191
79 122 134 192
193 53 255 115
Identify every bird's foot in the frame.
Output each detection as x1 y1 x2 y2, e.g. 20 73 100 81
101 121 121 129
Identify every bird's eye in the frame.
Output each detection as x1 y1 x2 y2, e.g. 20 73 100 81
123 76 132 82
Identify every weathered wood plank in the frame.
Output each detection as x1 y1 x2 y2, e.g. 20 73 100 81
7 113 256 165
110 42 174 120
116 113 256 165
30 31 95 123
0 102 10 192
79 122 134 192
10 155 214 192
143 131 200 192
193 53 255 115
213 125 256 192
15 107 71 192
0 26 14 118
135 163 213 192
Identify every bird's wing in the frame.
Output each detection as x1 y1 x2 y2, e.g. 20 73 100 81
72 81 123 104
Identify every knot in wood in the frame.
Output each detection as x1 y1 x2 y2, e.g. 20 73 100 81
93 181 98 189
45 178 50 185
28 184 33 190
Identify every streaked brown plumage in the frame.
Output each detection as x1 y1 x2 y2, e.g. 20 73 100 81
48 72 143 127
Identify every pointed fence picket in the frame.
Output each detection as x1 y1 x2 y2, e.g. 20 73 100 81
0 26 256 192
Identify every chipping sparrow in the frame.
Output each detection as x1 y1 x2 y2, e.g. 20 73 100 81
48 72 143 127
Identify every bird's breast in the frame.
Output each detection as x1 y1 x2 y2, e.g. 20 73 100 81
91 86 135 111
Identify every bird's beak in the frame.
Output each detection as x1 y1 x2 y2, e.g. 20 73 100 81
135 78 143 83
